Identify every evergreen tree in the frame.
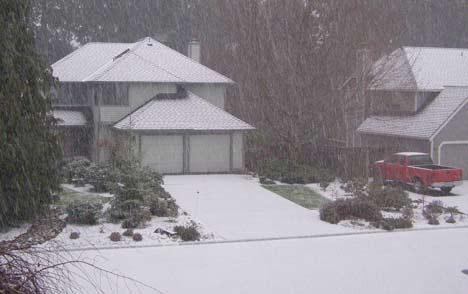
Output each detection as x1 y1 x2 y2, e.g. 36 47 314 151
0 0 62 228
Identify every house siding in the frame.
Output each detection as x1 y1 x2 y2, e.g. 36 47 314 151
362 134 431 157
185 84 226 109
432 102 468 179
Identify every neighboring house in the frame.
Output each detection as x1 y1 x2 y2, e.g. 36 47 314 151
51 37 254 174
355 47 468 179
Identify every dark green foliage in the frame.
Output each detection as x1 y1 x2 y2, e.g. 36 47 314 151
319 198 382 224
132 233 143 242
121 208 151 229
258 159 334 184
61 159 113 192
61 158 91 184
122 229 134 237
0 0 62 228
148 197 178 217
427 215 440 225
380 217 413 231
174 224 201 241
66 201 102 225
109 232 121 242
446 216 456 224
69 232 80 239
367 185 411 211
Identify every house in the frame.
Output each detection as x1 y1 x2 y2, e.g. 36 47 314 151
51 37 254 174
355 47 468 179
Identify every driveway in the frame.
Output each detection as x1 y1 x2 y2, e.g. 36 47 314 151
163 174 350 240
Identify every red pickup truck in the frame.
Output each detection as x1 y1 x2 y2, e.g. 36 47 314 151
373 152 463 194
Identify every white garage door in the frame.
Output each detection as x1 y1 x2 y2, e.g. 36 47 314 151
141 135 183 174
440 143 468 180
189 134 230 173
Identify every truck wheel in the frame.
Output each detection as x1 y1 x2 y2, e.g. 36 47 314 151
441 187 452 195
413 179 425 194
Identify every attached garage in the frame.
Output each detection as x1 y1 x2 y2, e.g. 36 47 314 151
438 143 468 179
113 92 254 174
141 135 184 174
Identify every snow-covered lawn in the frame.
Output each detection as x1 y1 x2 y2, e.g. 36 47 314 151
163 174 352 240
71 228 468 294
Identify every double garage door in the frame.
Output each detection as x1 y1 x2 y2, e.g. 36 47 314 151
141 134 231 174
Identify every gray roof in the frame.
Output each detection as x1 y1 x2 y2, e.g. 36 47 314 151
371 47 468 91
357 87 468 139
113 92 254 132
53 110 87 126
51 37 233 84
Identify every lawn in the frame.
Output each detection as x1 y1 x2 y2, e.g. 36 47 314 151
262 184 329 209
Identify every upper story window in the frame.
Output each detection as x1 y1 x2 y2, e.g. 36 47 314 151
97 84 129 106
53 83 89 105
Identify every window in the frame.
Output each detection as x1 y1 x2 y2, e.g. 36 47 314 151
408 155 433 166
99 84 129 106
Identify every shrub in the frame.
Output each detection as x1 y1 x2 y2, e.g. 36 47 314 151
122 229 134 237
66 201 103 225
259 177 275 185
380 217 413 231
174 224 201 241
427 215 440 225
69 232 80 239
401 206 414 220
368 185 411 211
148 197 178 217
121 207 152 229
132 233 143 242
319 198 382 224
61 158 91 183
426 200 445 214
446 216 456 224
109 232 121 242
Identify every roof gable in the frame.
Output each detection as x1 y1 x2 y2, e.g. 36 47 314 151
357 87 468 139
52 37 233 84
370 47 468 91
113 91 254 131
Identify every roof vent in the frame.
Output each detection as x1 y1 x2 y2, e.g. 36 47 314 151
113 49 130 61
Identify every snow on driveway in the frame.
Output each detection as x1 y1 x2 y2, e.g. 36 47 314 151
73 228 468 294
163 174 351 240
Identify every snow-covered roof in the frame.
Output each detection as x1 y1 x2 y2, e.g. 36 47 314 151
357 87 468 139
53 110 87 126
113 92 254 131
51 37 233 84
371 47 468 91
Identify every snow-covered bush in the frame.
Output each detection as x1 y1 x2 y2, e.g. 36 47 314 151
61 158 92 185
367 185 411 211
380 217 413 231
109 232 121 242
66 201 102 225
121 207 151 229
148 197 178 217
132 233 143 242
319 198 382 224
174 223 201 241
69 232 80 239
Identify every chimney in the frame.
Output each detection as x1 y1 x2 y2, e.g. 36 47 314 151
188 40 201 63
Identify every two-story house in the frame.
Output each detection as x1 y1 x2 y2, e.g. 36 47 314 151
51 37 254 174
356 47 468 179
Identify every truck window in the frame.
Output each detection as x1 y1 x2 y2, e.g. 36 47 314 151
399 157 405 165
408 155 433 166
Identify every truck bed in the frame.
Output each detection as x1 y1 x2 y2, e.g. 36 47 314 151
411 164 458 170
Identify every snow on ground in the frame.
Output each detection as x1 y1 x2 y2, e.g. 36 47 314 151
308 180 468 229
71 228 468 294
45 211 216 250
163 174 352 240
